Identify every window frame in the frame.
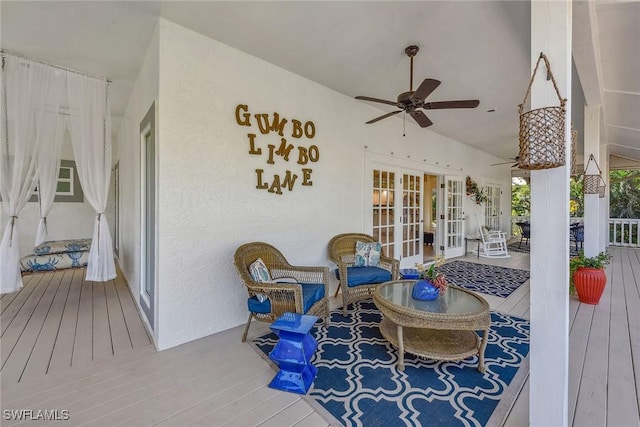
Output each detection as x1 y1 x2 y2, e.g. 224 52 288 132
29 159 84 203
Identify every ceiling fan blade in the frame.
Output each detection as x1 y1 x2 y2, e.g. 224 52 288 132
410 79 441 102
491 155 520 167
409 110 433 128
355 96 399 107
365 110 402 124
423 100 480 110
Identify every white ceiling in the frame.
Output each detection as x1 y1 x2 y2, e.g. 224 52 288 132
2 1 638 165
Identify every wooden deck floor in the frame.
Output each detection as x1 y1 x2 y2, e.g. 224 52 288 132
0 248 638 426
0 268 151 385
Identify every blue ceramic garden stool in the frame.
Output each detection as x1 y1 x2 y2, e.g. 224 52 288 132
268 312 318 394
399 269 420 280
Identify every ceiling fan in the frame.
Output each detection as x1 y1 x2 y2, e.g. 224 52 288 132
491 156 520 168
355 45 480 128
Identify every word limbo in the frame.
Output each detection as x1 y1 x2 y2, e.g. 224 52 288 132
235 104 320 195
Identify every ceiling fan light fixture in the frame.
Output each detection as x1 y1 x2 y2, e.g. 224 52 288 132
355 45 480 130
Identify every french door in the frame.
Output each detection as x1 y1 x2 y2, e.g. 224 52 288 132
372 169 396 258
484 184 501 230
371 166 423 268
400 172 423 268
442 175 465 258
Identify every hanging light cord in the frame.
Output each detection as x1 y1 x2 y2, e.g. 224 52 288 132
403 112 406 137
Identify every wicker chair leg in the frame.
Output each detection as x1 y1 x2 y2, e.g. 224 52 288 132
241 313 253 342
342 291 349 316
333 282 341 298
324 303 330 326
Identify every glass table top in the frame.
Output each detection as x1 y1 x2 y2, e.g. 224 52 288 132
377 280 486 315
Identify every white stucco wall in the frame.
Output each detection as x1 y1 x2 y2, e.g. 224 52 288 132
116 24 159 341
123 20 510 350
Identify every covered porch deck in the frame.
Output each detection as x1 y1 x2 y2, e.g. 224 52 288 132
1 247 638 425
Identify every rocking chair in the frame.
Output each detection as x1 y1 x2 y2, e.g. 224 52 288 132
475 215 510 258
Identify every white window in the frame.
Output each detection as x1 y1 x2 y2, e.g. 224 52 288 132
30 160 83 202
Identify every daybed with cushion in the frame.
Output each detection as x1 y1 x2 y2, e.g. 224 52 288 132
328 233 399 315
233 242 330 342
20 238 92 273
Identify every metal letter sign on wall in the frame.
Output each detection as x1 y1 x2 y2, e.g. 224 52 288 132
235 104 319 195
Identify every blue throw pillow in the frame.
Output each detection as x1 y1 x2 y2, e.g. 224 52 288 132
249 258 271 283
355 241 382 267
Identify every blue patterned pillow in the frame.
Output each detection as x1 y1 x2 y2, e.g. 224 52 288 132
355 241 382 267
248 258 271 303
33 238 91 255
368 242 382 267
249 258 271 282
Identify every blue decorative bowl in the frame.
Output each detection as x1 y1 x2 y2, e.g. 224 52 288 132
412 279 440 301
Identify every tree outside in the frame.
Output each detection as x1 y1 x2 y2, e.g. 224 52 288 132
609 170 640 218
511 170 640 244
511 178 530 217
570 178 583 218
512 171 640 219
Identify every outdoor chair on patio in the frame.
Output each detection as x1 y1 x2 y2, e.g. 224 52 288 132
570 224 584 252
234 242 330 342
475 215 510 258
516 221 530 249
328 233 399 315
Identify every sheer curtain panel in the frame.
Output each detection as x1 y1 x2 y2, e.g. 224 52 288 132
67 73 115 282
35 83 66 246
0 56 63 293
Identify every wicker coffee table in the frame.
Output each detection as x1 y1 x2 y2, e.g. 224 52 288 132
373 280 490 372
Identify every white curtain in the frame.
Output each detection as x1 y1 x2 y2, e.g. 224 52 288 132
34 85 67 246
66 73 115 282
0 56 61 293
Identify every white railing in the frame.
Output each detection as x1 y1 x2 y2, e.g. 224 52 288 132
609 218 640 247
511 216 584 236
511 216 640 247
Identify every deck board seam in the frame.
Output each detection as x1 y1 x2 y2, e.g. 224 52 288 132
1 273 55 371
17 271 65 382
47 269 76 374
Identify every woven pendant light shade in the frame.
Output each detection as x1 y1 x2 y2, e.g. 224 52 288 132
571 127 579 177
518 53 568 170
583 154 602 195
598 176 606 198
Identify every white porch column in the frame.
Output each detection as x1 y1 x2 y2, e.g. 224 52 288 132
530 1 571 426
599 143 609 250
583 105 601 257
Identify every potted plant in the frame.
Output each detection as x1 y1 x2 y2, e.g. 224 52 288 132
412 256 448 300
569 251 612 305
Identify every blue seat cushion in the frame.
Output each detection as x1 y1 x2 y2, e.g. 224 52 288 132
247 283 325 314
335 266 392 287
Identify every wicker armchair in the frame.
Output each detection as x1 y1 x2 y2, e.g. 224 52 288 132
328 233 399 315
234 242 330 342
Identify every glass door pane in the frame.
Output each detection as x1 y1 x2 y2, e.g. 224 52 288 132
372 169 395 258
484 185 501 230
401 172 422 267
444 175 465 258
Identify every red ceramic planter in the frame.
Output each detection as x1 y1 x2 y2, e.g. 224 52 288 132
573 267 607 305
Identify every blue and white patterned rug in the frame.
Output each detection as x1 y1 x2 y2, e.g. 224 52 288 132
252 301 530 427
437 261 530 298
